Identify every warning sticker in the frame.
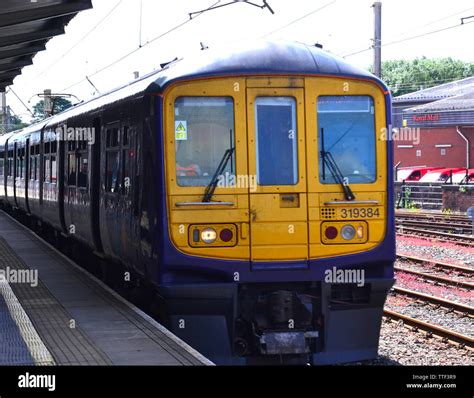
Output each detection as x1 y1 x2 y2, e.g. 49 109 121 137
175 121 188 140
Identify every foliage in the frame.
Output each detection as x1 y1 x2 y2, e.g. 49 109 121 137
370 57 474 97
32 97 73 123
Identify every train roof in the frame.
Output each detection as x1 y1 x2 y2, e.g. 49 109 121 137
9 40 389 135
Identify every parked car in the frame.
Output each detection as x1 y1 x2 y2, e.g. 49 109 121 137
452 169 474 184
418 168 464 183
397 167 440 182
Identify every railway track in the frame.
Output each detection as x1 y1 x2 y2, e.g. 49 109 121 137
396 211 471 224
396 254 474 275
396 219 472 235
394 266 474 289
383 309 474 349
396 225 474 247
385 285 474 348
391 286 473 316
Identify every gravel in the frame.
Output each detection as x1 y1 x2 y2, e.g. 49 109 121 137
394 271 473 306
396 236 474 268
375 319 474 365
386 295 473 337
396 259 472 283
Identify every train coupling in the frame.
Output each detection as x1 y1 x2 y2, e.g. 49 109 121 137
258 330 319 355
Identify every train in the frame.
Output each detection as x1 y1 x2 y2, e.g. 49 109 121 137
0 40 395 365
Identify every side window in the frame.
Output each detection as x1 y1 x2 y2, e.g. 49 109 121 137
67 141 77 186
44 141 50 182
16 146 21 178
35 144 40 181
121 126 130 195
0 151 4 177
7 149 13 177
77 139 88 188
50 141 57 183
29 144 34 180
105 126 120 193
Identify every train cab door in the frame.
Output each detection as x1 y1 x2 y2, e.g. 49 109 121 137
246 85 309 268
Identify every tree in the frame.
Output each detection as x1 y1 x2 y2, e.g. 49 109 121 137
370 57 474 97
32 97 73 122
9 114 29 132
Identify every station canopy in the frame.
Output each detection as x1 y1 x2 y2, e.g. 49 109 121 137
0 0 92 92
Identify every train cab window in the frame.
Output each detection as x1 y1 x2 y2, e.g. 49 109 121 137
317 96 376 184
105 126 120 192
174 97 235 187
255 97 298 185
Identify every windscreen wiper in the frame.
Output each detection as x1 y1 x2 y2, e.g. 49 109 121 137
202 146 235 202
320 128 356 201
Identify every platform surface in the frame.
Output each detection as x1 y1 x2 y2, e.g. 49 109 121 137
0 210 212 366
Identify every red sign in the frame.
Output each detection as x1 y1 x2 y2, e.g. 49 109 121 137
412 114 440 122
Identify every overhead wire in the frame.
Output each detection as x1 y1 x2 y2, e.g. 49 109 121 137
33 0 124 80
261 0 336 38
60 0 222 92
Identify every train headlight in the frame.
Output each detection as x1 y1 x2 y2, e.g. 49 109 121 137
201 228 217 244
341 225 356 241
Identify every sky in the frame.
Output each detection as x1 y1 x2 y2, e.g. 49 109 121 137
6 0 474 121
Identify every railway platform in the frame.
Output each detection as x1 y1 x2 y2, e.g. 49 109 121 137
0 210 213 366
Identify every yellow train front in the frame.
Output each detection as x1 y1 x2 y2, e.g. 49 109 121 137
157 41 395 365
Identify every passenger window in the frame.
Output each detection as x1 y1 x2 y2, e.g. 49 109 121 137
174 97 235 187
7 150 13 177
68 153 77 186
77 152 88 188
49 140 57 183
121 127 130 196
105 151 119 192
105 126 120 193
255 97 298 185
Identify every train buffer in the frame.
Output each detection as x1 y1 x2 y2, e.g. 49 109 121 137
0 211 213 366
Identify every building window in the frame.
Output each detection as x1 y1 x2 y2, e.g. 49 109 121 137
416 149 422 157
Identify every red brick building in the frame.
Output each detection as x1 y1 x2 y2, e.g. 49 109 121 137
392 78 474 169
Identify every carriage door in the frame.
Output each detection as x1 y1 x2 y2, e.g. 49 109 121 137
246 86 308 267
